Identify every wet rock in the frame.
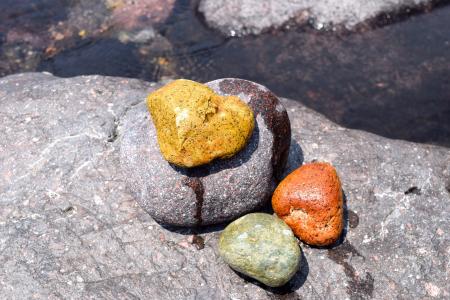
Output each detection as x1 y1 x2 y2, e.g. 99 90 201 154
198 0 434 36
120 78 290 226
219 213 301 287
117 27 157 44
272 162 344 246
108 0 175 30
147 79 255 167
0 0 175 77
1 73 449 299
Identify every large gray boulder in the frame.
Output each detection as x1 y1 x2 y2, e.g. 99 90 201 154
120 79 290 227
0 73 449 299
199 0 433 35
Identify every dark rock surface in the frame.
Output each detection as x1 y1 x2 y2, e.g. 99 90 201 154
0 0 175 77
199 0 434 35
1 73 449 299
120 79 290 226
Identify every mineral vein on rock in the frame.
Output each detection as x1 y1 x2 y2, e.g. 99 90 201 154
182 177 205 225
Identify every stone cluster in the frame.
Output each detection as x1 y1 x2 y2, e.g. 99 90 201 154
218 162 344 286
120 78 290 226
122 78 344 287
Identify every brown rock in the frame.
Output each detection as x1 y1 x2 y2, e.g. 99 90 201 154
272 162 343 246
108 0 175 30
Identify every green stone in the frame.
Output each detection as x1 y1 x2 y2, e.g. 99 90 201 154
219 213 301 287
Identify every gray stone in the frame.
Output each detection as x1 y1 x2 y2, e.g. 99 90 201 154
198 0 434 36
0 73 449 299
119 78 290 227
219 213 301 287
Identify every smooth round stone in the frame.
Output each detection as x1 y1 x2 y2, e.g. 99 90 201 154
219 213 301 287
119 78 291 226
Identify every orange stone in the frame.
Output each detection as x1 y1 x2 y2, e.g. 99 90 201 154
272 162 344 246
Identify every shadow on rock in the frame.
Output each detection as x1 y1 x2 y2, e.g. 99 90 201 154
327 240 374 299
280 138 304 180
338 191 350 247
159 222 226 235
339 191 360 245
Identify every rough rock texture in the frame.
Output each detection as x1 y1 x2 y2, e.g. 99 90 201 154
199 0 434 35
120 78 290 226
147 79 255 168
273 162 344 246
219 213 301 287
1 73 449 299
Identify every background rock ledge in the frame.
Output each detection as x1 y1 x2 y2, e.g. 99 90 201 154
0 73 449 299
199 0 436 36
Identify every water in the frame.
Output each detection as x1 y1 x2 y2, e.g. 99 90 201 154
1 0 449 146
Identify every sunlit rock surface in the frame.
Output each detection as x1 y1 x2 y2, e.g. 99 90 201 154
0 73 449 299
199 0 434 35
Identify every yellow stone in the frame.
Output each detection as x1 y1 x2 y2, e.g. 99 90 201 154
146 79 255 168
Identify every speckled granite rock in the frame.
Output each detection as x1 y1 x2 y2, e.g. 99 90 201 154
219 213 301 287
199 0 435 36
1 73 449 299
120 78 290 226
147 79 255 167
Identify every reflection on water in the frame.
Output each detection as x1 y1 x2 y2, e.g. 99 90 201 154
1 0 449 146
